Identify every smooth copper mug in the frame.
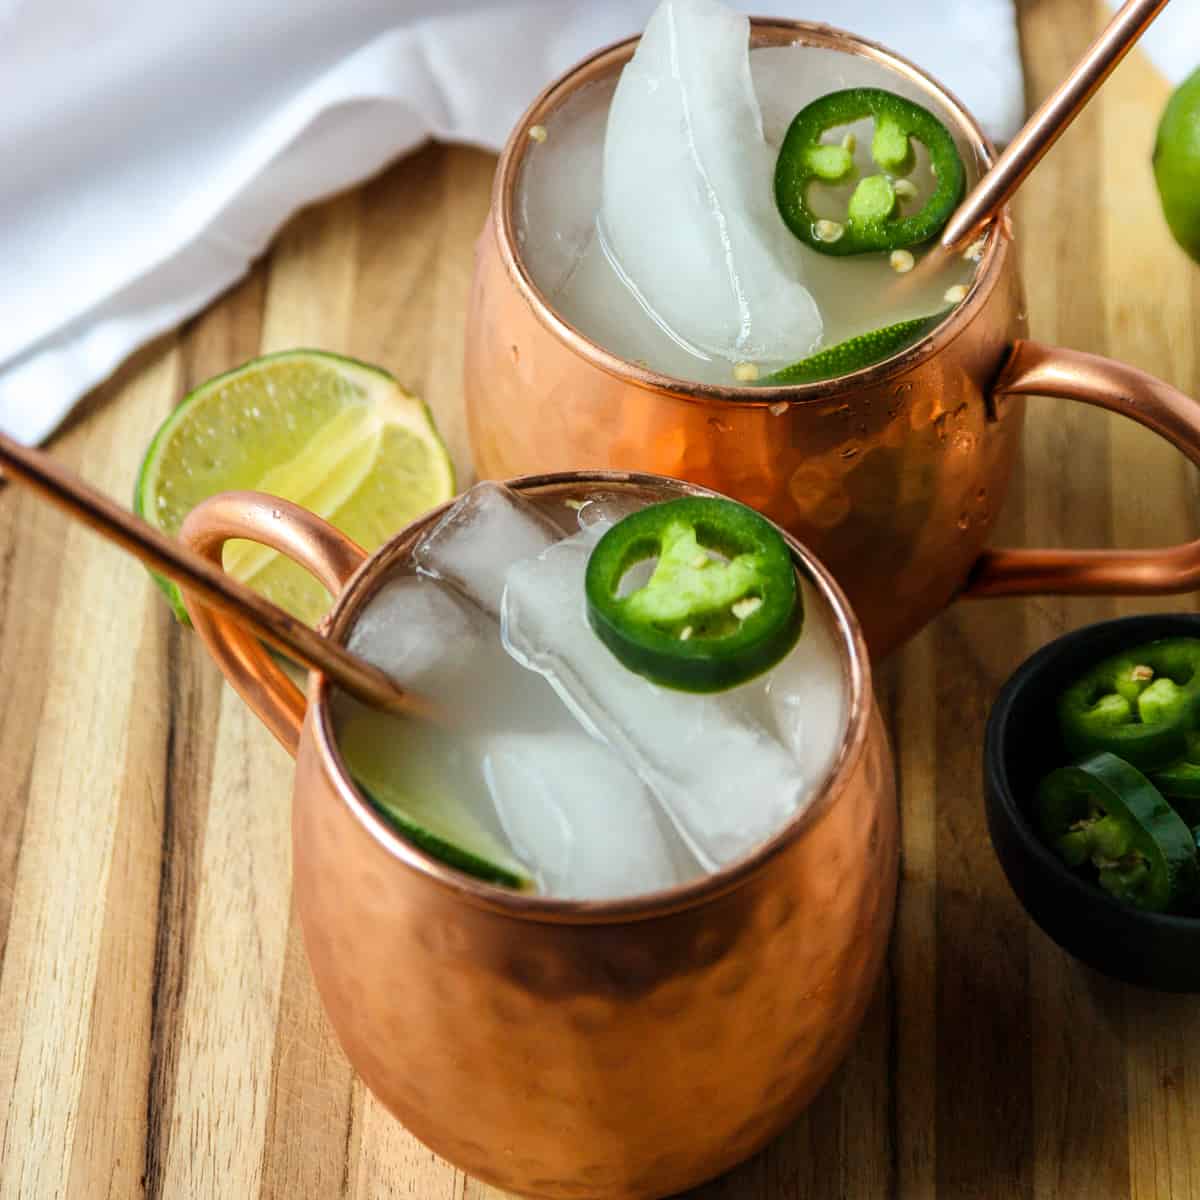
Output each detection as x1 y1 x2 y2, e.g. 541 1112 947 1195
179 471 897 1200
465 20 1200 657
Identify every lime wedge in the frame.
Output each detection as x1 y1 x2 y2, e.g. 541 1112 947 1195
758 312 943 386
135 350 455 625
338 713 534 891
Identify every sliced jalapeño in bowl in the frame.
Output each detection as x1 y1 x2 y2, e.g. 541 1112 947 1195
584 497 803 693
1037 752 1199 914
1150 732 1200 822
1056 638 1200 768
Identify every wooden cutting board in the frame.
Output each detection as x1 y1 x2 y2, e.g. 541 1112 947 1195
3 2 1199 1196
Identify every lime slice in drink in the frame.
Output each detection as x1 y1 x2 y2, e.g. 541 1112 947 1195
757 313 944 386
135 350 454 626
339 714 534 891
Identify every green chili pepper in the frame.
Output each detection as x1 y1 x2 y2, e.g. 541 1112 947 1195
584 497 802 693
1149 731 1200 828
1037 752 1198 913
1056 638 1200 769
774 88 966 256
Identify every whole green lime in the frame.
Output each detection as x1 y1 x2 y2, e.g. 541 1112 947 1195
1154 67 1200 262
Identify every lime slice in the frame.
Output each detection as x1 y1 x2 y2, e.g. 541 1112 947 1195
135 350 455 625
338 713 534 891
758 312 943 386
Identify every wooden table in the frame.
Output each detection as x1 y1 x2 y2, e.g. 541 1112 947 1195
3 4 1199 1197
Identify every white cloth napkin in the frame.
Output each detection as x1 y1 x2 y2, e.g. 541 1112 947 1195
0 0 1026 444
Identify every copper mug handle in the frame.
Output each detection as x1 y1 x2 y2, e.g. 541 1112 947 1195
966 338 1200 598
178 492 368 757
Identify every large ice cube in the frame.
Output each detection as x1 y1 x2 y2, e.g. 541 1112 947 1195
347 571 564 735
414 481 563 616
347 573 483 688
766 578 847 787
501 530 812 869
482 731 683 899
601 0 822 365
335 694 516 856
338 577 523 853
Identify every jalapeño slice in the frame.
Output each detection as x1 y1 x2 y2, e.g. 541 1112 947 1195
1057 637 1200 768
1037 752 1198 913
584 497 802 693
775 87 966 256
1150 732 1200 827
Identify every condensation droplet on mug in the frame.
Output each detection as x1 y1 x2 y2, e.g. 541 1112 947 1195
934 412 950 441
957 512 970 531
908 390 937 430
510 343 520 364
840 445 859 460
976 487 988 503
707 416 731 434
769 401 788 416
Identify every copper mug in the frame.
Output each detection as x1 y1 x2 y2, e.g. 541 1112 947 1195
465 20 1200 657
179 470 898 1200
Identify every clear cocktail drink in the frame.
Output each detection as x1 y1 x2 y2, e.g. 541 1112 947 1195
516 0 985 387
333 479 847 899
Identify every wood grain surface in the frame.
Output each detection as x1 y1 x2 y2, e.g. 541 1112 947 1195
3 3 1199 1196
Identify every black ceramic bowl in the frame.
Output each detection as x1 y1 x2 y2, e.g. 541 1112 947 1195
985 612 1200 993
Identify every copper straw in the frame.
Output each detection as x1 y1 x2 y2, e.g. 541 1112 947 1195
0 431 434 721
940 0 1170 251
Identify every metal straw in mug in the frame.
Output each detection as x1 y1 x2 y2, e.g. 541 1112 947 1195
939 0 1171 253
0 430 436 722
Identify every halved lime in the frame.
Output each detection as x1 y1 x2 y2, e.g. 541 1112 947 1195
136 350 455 626
338 712 534 891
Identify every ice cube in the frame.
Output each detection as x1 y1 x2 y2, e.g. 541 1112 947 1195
573 489 645 532
765 578 847 788
335 693 515 854
347 573 484 688
340 575 514 845
501 530 812 869
414 481 563 616
347 572 564 735
482 730 683 899
600 0 822 364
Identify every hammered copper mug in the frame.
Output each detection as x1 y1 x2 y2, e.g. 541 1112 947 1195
178 470 897 1200
465 20 1200 657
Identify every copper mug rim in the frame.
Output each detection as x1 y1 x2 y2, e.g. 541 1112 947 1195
492 17 1010 407
295 469 876 925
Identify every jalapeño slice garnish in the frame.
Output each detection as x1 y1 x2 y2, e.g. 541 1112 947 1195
1037 752 1198 913
1057 638 1200 769
584 497 803 693
774 87 966 256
